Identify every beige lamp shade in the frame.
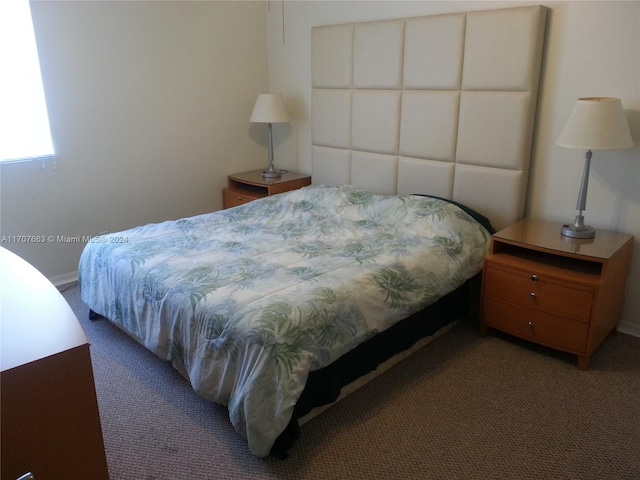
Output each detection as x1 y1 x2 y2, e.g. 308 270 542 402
557 97 633 150
250 94 290 124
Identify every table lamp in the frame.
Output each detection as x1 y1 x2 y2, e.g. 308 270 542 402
250 94 290 179
556 97 633 238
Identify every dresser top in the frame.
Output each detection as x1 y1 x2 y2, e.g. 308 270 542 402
1 247 87 371
494 218 633 260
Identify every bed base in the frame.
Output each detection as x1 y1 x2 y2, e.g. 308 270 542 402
271 276 478 458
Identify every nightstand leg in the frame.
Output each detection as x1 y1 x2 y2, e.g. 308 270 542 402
577 355 590 371
479 323 488 336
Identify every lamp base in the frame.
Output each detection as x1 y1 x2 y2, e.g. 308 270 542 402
560 221 596 238
261 169 281 179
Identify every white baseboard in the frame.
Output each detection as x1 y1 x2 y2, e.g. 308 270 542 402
50 270 78 288
617 320 640 338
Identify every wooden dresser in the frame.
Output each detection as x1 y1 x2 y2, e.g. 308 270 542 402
480 219 633 370
223 170 311 208
0 247 109 480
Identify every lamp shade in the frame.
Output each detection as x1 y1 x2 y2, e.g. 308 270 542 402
250 94 290 124
557 97 633 150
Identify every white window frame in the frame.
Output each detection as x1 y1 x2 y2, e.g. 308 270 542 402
0 0 55 164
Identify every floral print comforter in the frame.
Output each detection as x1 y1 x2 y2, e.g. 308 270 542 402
79 184 491 456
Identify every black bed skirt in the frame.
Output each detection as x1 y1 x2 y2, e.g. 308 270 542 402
272 276 478 457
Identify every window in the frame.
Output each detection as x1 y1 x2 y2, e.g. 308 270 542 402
0 0 54 163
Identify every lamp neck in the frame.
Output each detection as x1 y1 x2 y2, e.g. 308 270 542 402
575 149 592 213
267 123 274 164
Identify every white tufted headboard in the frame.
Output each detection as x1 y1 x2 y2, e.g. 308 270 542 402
311 5 548 231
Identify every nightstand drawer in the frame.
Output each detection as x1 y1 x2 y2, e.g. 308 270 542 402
483 295 589 353
484 263 593 323
223 188 260 208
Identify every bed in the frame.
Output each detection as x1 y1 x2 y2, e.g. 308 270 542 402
79 5 548 458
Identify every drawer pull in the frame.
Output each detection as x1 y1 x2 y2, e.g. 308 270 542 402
531 274 538 281
527 321 533 328
530 292 536 299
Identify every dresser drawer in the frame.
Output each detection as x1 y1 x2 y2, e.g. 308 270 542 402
483 295 589 353
484 263 593 323
223 189 260 208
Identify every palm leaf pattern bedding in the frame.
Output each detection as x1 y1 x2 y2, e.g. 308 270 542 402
79 184 491 457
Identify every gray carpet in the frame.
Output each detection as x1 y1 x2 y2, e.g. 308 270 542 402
62 283 640 480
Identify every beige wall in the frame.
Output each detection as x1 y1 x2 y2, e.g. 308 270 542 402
265 1 640 333
0 0 268 282
1 1 638 333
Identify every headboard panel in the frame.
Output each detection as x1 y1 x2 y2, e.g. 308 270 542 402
311 5 548 231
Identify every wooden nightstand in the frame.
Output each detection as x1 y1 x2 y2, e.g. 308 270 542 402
480 218 633 370
222 170 311 209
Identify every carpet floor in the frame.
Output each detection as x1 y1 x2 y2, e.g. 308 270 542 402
62 283 640 480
